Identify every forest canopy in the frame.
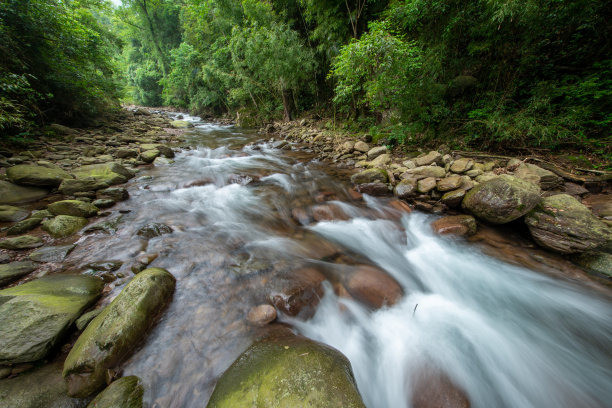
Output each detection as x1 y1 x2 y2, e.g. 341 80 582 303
0 0 610 155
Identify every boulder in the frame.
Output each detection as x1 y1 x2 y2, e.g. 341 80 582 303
411 367 470 408
42 215 88 238
449 158 474 174
417 177 437 194
353 141 370 153
415 151 442 167
170 120 194 129
343 265 403 309
0 275 103 364
247 304 277 326
394 179 418 200
6 165 73 187
350 168 388 185
136 222 173 239
403 166 446 179
524 194 611 254
0 181 48 205
441 189 466 208
269 267 325 317
92 198 115 208
115 148 139 159
72 163 134 186
0 261 37 286
462 175 541 224
63 268 176 398
140 149 160 163
97 187 129 201
514 163 563 190
572 252 612 278
6 218 43 236
437 176 463 192
369 153 391 167
367 146 388 160
86 376 144 408
206 333 365 408
356 182 390 196
29 244 76 263
0 205 29 222
48 200 98 218
431 215 477 236
58 178 109 195
0 235 43 250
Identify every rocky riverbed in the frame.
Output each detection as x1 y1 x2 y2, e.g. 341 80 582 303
0 108 610 407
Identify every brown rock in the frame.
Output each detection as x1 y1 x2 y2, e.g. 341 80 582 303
415 151 442 166
450 158 474 174
441 189 465 208
437 175 463 192
247 304 277 326
431 215 477 236
412 367 470 408
357 182 390 196
344 265 403 309
312 204 348 222
417 177 437 194
270 268 326 317
291 207 313 225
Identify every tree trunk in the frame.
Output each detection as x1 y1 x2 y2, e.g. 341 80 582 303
281 88 295 121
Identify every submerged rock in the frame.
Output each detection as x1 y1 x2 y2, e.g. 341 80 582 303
462 175 541 224
48 200 99 218
42 215 88 238
247 304 277 326
0 275 103 364
0 180 48 205
343 265 403 309
431 215 477 236
0 235 43 250
525 194 611 254
0 261 37 286
206 333 365 408
63 268 176 398
136 222 173 239
87 376 144 408
6 164 73 187
411 367 471 408
270 267 326 317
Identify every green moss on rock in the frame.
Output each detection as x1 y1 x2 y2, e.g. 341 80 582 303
42 215 88 238
48 200 99 218
86 376 143 408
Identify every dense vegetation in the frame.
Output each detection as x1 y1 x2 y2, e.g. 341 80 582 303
1 0 610 158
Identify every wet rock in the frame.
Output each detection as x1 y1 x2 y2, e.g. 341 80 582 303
0 180 48 205
514 163 563 190
92 198 115 208
58 178 109 195
0 235 43 250
72 163 134 186
353 141 370 153
436 175 462 192
356 182 390 196
136 222 173 239
441 189 466 208
0 261 37 286
312 204 348 222
140 149 160 163
450 158 474 173
367 146 388 160
291 208 313 225
156 145 175 158
6 218 42 236
0 362 81 408
415 151 442 166
270 267 326 317
75 307 104 331
431 215 477 236
131 253 159 274
388 199 413 214
170 120 193 129
572 252 612 277
462 175 541 224
394 179 418 200
63 268 175 398
350 168 388 184
48 200 98 218
0 275 103 364
417 177 437 194
206 333 365 408
247 304 277 326
404 165 446 179
86 376 144 408
42 215 88 238
411 367 470 408
84 216 123 234
153 156 173 165
97 187 129 201
115 148 139 159
6 164 73 187
344 265 403 309
29 209 53 220
525 194 611 254
564 182 589 197
86 260 123 272
0 205 29 222
29 244 76 263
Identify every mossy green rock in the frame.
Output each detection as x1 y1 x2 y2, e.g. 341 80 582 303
6 164 73 187
48 200 99 218
0 205 29 222
0 362 81 408
0 180 48 205
58 178 109 195
72 163 134 186
0 235 43 250
87 376 144 408
525 194 612 254
207 334 366 408
170 120 194 129
0 261 37 286
6 218 42 236
0 275 103 364
63 268 176 398
42 215 88 238
572 252 612 277
462 174 541 224
350 168 388 185
140 149 160 163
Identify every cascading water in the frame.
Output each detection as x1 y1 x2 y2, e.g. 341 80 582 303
81 116 611 408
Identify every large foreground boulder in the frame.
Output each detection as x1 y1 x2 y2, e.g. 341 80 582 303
0 181 48 205
462 175 541 224
72 163 135 186
0 275 103 364
87 376 144 408
6 164 73 187
63 268 176 398
524 194 611 254
206 333 365 408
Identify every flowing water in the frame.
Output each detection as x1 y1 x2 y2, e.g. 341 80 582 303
64 115 611 407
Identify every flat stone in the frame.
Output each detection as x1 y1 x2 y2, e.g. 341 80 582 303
136 222 173 239
0 235 44 250
0 261 37 286
6 164 73 187
369 153 391 167
404 165 446 178
415 151 442 166
72 163 134 186
6 218 42 236
97 187 129 201
58 178 109 195
436 175 462 192
356 182 390 196
92 198 115 208
350 168 388 184
247 304 277 326
417 177 437 193
450 158 474 173
441 189 466 208
140 149 160 163
514 163 563 190
366 146 388 160
29 244 76 263
42 215 88 238
431 215 477 236
353 141 370 153
48 200 98 218
0 205 29 222
170 120 193 129
0 181 48 205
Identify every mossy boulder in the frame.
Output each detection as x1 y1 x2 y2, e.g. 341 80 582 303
0 235 43 250
207 333 365 408
72 163 134 186
525 194 612 254
0 261 37 286
6 218 42 236
58 178 109 195
48 200 98 218
0 180 48 205
29 244 76 263
462 175 541 224
86 376 143 408
140 149 160 163
0 275 103 364
63 268 176 398
572 252 612 277
0 205 29 222
6 164 73 187
170 120 194 129
350 168 388 185
42 215 88 238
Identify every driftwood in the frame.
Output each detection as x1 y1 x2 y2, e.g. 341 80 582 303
451 150 612 183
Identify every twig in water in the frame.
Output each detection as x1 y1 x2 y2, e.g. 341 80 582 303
413 303 419 317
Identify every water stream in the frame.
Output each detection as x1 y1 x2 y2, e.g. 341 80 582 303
66 115 611 407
